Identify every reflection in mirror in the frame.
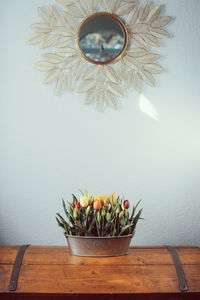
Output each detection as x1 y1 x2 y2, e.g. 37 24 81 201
78 14 126 64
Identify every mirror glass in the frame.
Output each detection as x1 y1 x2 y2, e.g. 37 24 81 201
78 14 126 64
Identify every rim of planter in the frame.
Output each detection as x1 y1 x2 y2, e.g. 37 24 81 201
64 233 134 239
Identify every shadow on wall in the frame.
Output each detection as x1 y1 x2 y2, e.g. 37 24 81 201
0 216 19 245
0 218 8 244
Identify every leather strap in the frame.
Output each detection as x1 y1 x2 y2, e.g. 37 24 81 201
9 244 30 291
165 245 188 292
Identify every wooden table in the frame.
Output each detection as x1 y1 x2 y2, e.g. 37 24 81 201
0 245 200 299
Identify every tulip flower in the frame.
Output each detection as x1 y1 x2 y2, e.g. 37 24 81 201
86 205 90 216
94 195 107 206
119 211 124 219
73 207 77 219
76 202 81 210
93 199 101 210
123 200 130 209
101 207 106 217
116 206 120 214
109 192 116 205
80 196 89 208
124 209 129 218
106 212 111 222
57 192 143 238
102 195 108 207
84 190 93 205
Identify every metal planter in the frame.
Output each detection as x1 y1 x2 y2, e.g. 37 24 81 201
65 234 133 257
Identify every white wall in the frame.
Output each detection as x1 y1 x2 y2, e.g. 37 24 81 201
0 0 200 246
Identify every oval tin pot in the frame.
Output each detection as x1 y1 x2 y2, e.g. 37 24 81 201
65 234 133 257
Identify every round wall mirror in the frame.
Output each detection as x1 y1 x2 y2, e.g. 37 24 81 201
78 13 127 65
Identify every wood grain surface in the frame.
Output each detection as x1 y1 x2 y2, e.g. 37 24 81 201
0 246 200 299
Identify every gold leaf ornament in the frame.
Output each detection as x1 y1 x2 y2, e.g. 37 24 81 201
33 61 56 72
30 23 52 33
27 0 172 111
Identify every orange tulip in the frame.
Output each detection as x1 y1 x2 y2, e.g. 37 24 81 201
93 199 102 210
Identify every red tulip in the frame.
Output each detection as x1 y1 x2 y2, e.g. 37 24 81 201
72 202 75 208
123 200 130 209
76 202 81 210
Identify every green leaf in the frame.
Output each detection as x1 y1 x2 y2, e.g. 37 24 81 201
119 224 134 236
56 214 71 233
113 227 116 236
56 213 67 225
88 217 96 233
74 224 92 236
62 198 68 217
130 199 142 220
72 194 78 204
133 208 143 227
58 214 72 231
95 215 100 236
120 218 125 226
68 211 75 226
56 217 65 229
97 211 101 224
73 207 77 219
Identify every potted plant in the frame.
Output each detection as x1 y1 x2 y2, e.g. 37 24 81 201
56 190 143 257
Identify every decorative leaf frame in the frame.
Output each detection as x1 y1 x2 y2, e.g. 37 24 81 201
26 0 172 111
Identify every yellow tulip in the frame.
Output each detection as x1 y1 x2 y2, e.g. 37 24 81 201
94 195 108 207
79 196 89 208
94 195 101 201
109 192 116 205
102 195 108 207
